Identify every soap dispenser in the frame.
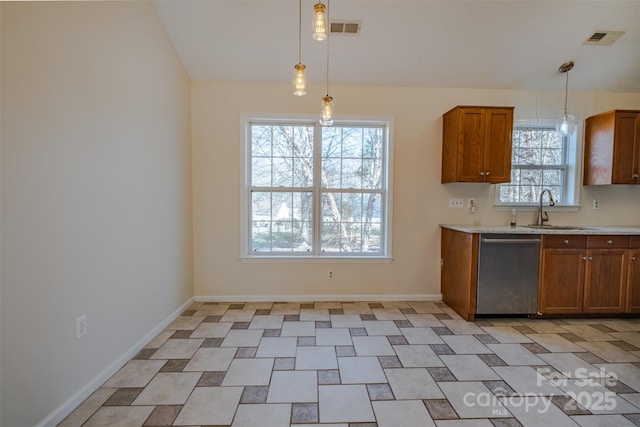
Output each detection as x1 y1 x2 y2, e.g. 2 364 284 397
510 209 517 227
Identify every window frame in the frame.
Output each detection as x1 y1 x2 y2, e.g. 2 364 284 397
496 119 582 210
240 113 394 262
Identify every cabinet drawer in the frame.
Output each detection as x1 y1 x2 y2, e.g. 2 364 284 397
543 235 587 249
587 235 630 248
631 235 640 248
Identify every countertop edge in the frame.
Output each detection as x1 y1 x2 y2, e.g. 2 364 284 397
440 224 640 235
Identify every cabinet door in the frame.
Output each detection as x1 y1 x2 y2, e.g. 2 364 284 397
539 249 585 314
583 249 627 313
626 250 640 313
612 112 640 184
457 108 485 182
483 108 514 183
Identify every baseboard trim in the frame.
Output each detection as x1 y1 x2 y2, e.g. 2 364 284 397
37 297 195 427
194 294 443 302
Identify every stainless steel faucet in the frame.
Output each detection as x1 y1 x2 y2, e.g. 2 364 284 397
536 189 555 226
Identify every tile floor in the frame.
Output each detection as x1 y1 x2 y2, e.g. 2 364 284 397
59 301 640 427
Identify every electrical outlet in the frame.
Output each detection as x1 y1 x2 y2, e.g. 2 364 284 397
468 198 476 213
593 200 600 210
328 270 334 280
449 198 464 209
75 315 87 340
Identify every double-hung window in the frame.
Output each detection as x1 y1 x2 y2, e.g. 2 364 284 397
498 124 579 206
244 116 392 258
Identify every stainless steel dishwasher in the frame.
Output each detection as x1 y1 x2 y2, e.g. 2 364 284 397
476 234 541 315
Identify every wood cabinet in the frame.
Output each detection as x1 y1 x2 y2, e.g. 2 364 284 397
441 106 514 183
539 235 632 314
626 236 640 313
440 228 478 321
584 110 640 185
539 235 586 314
583 236 629 313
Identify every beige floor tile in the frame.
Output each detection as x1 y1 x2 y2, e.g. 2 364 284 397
299 308 330 321
440 319 485 335
296 346 338 370
150 338 204 359
405 314 444 327
132 372 201 405
338 356 386 384
408 301 444 314
166 316 205 330
441 335 492 354
393 344 444 367
330 314 364 328
222 358 274 386
528 333 585 352
500 396 575 426
315 328 353 346
385 367 444 399
481 327 533 343
249 314 284 329
280 321 316 336
486 343 545 366
256 336 297 357
318 385 375 423
174 386 243 425
193 303 230 316
103 360 166 388
372 308 406 320
220 309 256 323
439 354 500 380
82 406 154 427
189 321 233 338
58 388 117 427
231 403 291 427
221 329 263 347
439 381 510 419
363 320 401 336
561 324 616 342
400 327 444 344
570 415 637 427
183 347 236 371
373 400 436 427
577 341 640 363
144 330 174 349
352 336 395 356
267 370 318 403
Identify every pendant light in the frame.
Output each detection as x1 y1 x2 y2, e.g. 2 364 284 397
556 61 576 136
312 1 328 41
319 0 333 126
292 0 306 96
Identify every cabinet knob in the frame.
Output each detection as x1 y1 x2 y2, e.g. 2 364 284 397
632 256 637 261
589 256 593 260
486 171 490 176
633 174 639 179
480 172 485 176
582 256 587 260
607 240 613 245
564 239 569 244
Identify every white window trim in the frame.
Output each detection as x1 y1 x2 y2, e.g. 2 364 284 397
239 113 394 262
495 118 582 212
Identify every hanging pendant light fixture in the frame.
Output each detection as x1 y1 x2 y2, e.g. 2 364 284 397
556 60 576 136
319 0 333 126
312 1 328 41
292 0 306 96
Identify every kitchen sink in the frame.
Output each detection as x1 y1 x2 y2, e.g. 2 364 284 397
524 225 592 230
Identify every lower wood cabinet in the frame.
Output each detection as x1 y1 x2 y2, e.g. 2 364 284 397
539 235 634 315
626 236 640 313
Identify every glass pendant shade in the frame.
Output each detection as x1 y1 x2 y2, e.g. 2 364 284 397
320 95 334 126
313 3 327 41
293 64 307 96
556 113 576 136
556 61 575 136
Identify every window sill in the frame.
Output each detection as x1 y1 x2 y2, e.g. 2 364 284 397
239 256 394 264
495 204 581 212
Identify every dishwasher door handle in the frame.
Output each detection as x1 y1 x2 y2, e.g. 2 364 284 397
480 238 541 244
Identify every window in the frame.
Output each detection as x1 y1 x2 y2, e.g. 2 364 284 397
498 124 579 206
244 117 392 258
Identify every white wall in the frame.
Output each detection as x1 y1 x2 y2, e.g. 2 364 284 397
192 82 640 300
1 2 192 426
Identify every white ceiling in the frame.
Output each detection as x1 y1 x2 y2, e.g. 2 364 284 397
152 0 640 93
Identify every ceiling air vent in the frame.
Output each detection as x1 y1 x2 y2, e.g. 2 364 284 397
330 20 361 35
583 30 626 46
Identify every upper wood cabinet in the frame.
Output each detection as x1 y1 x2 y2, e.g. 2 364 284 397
441 106 514 183
584 110 640 185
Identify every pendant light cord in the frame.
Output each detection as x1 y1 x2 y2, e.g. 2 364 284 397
325 0 330 95
563 70 569 115
298 0 302 63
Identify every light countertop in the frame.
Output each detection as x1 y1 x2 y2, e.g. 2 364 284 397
440 224 640 235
